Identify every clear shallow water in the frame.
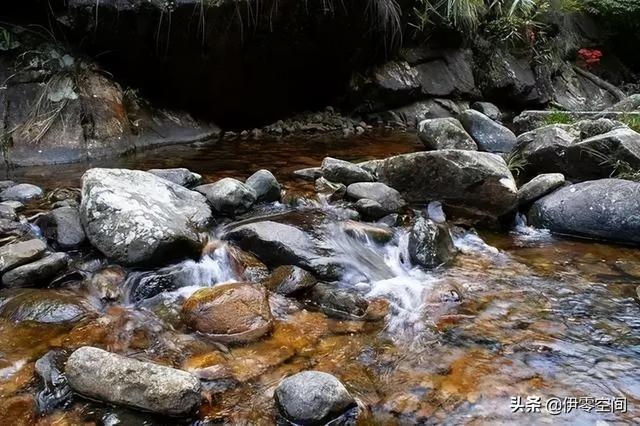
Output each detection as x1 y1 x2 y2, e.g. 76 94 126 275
0 132 639 425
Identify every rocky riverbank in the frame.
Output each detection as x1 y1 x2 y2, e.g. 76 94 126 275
0 104 639 422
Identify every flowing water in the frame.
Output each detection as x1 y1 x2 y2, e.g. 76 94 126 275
0 132 639 425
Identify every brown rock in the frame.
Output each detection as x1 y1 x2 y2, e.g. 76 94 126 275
182 283 273 343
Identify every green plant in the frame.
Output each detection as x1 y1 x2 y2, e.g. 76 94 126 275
618 114 640 133
544 110 573 125
580 144 640 182
505 151 529 176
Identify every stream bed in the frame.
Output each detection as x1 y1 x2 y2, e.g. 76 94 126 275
0 132 639 425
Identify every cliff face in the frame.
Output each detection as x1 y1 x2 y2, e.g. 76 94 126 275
45 0 405 127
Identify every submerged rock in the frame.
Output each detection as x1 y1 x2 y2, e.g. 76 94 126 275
418 118 477 151
182 283 273 343
262 265 317 296
0 289 90 324
2 252 69 288
80 168 212 265
35 350 73 414
195 178 257 215
408 217 456 268
517 173 565 206
459 110 516 153
377 150 517 222
245 169 281 202
528 179 640 244
342 221 394 244
86 265 126 302
65 346 201 415
307 283 369 320
275 371 356 425
321 157 375 185
147 168 202 187
0 239 46 273
0 183 44 202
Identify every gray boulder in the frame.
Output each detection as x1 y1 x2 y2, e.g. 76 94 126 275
418 118 477 151
0 183 44 202
528 179 640 244
355 199 388 220
459 110 516 153
517 173 565 206
195 178 257 215
377 150 518 221
408 217 456 268
346 182 406 213
0 239 47 273
42 207 86 249
147 168 202 187
2 252 69 288
275 371 356 425
321 157 375 185
80 168 212 265
65 346 201 415
246 169 281 202
471 101 502 121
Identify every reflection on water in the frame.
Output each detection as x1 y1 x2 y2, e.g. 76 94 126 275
0 132 639 424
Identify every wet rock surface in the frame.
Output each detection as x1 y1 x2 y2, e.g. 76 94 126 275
80 168 212 265
517 173 566 206
0 289 90 324
2 252 69 288
459 110 516 153
195 178 257 216
275 371 356 425
39 207 86 250
65 346 202 415
245 170 281 203
528 179 640 244
321 157 376 185
262 265 317 296
418 118 477 151
0 184 44 202
147 168 202 188
0 239 46 273
408 217 456 268
346 182 406 213
182 283 273 343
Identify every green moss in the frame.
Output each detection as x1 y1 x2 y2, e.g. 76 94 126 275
543 110 574 125
618 114 640 133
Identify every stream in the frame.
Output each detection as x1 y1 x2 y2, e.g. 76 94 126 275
0 131 639 424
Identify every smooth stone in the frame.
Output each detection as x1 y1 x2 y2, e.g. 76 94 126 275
0 289 90 324
417 117 477 151
355 199 388 220
245 169 281 202
2 252 69 288
342 221 394 244
43 206 86 249
321 157 375 185
182 283 273 343
408 217 456 268
65 346 201 415
293 167 322 181
0 183 44 202
261 265 317 296
147 168 202 187
459 109 516 153
528 179 640 244
307 283 369 320
195 178 257 215
275 371 356 425
345 182 406 212
517 173 565 206
471 101 502 121
80 168 212 265
0 239 46 273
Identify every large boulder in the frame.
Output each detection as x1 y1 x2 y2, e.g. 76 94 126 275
528 179 640 244
0 239 46 273
2 253 69 288
65 346 201 415
417 118 477 151
408 217 456 268
245 170 281 203
80 168 212 265
459 110 516 153
194 178 257 215
275 371 356 425
321 157 375 185
377 150 518 221
182 283 273 343
515 126 640 182
0 289 90 324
